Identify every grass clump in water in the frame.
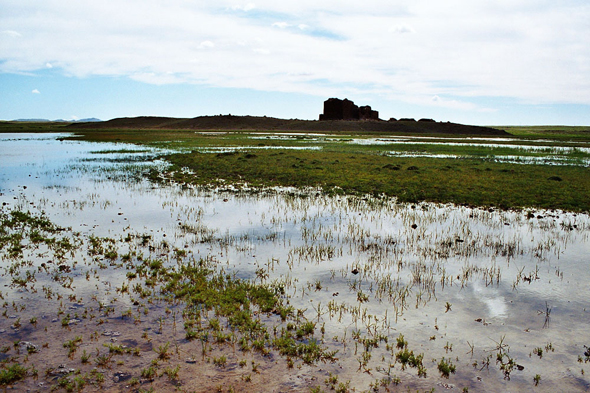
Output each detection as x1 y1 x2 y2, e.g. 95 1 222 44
0 363 28 385
153 258 336 365
438 357 457 378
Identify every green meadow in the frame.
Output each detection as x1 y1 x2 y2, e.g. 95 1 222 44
2 122 590 211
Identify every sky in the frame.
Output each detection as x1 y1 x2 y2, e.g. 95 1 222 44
1 1 590 125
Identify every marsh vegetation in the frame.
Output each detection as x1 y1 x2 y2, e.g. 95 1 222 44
0 126 589 392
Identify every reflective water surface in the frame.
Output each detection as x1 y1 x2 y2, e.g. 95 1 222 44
1 133 589 392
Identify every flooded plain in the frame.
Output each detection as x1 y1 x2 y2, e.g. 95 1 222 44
1 133 589 392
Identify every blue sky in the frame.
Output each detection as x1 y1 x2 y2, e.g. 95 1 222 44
1 1 589 125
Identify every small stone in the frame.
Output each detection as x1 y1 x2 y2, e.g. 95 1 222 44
19 341 39 353
113 372 131 382
186 358 197 364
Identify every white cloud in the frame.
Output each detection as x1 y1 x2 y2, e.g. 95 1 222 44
230 3 256 11
272 22 290 29
198 41 215 49
1 30 21 37
390 25 414 34
427 95 479 111
32 89 40 94
45 62 53 68
0 0 588 110
253 48 271 55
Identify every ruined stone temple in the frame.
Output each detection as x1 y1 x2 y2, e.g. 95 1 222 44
319 98 379 121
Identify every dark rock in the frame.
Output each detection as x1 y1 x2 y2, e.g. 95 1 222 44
548 176 563 181
319 98 379 120
351 268 359 275
359 105 379 120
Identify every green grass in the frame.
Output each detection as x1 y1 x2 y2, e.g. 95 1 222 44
0 363 27 385
163 149 590 211
2 123 589 211
497 125 590 141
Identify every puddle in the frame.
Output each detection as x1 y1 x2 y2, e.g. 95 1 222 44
350 136 590 147
192 145 323 153
384 151 590 166
0 132 589 392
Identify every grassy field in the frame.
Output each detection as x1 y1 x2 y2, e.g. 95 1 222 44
160 150 589 211
2 122 590 212
495 125 590 140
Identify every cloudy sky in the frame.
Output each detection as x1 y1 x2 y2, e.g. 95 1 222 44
1 1 589 124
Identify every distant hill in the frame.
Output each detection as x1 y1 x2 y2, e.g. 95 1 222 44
13 118 102 123
69 115 508 135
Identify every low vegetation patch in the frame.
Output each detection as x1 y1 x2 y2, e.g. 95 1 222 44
162 149 590 211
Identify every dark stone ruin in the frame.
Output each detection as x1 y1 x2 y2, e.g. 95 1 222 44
319 98 379 121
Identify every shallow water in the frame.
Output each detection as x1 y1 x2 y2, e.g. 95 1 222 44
384 151 590 166
1 133 589 392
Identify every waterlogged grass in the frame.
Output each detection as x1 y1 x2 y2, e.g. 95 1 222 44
0 363 28 385
0 208 339 390
2 168 590 392
2 129 590 391
3 122 590 211
0 210 72 259
162 150 590 211
148 258 337 364
60 126 590 212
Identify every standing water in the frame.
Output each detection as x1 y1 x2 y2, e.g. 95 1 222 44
1 133 589 392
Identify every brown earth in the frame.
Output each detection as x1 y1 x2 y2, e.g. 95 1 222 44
68 115 509 135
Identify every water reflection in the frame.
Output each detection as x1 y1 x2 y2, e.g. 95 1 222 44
1 132 589 392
